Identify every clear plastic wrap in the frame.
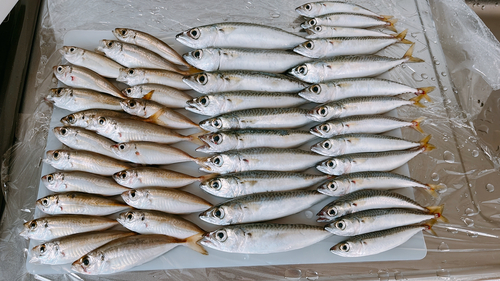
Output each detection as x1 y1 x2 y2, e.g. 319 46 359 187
2 0 500 280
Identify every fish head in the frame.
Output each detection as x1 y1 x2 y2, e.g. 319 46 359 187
61 112 86 127
97 40 122 58
295 2 322 17
121 189 148 208
199 226 240 252
199 153 238 174
183 48 220 71
20 218 50 240
53 65 72 83
113 169 138 188
199 206 233 225
41 172 66 192
325 218 357 236
72 252 106 275
316 201 344 222
317 179 350 197
59 46 85 63
36 194 59 214
307 103 339 122
316 158 343 175
199 176 235 198
113 28 137 43
117 68 146 85
305 25 327 37
30 242 59 264
176 25 216 49
117 210 146 231
120 98 147 117
298 84 326 103
121 85 144 98
185 94 222 116
44 150 71 170
288 63 318 83
53 126 79 143
330 241 359 257
293 40 323 58
182 72 220 94
196 132 236 153
90 115 117 135
300 18 319 30
311 139 342 156
199 116 226 132
111 142 138 162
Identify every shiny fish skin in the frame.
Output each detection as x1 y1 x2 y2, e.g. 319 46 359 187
199 190 328 225
199 147 329 174
199 108 311 132
176 22 306 49
41 171 129 196
36 192 129 216
53 65 124 98
296 1 381 17
117 68 191 90
200 223 332 254
199 171 331 198
111 141 197 165
186 91 308 116
122 84 192 108
59 46 123 78
46 88 122 111
183 71 308 94
60 109 136 129
305 25 394 39
121 187 212 214
113 167 205 188
301 13 395 30
197 129 317 153
117 210 203 238
316 189 428 222
53 126 118 159
20 215 118 241
30 231 135 265
183 48 312 73
43 150 131 176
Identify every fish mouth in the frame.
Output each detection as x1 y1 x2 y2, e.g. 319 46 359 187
316 164 330 174
199 165 213 173
309 126 322 137
292 46 307 57
310 145 324 155
323 225 334 233
316 186 331 196
306 111 322 122
305 28 316 35
182 77 200 92
71 262 88 274
29 255 41 264
184 101 203 115
316 214 332 223
195 144 213 153
19 229 29 238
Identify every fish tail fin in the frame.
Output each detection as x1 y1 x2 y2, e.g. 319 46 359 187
411 117 426 134
403 43 424 63
416 86 434 102
143 90 154 100
426 204 449 223
381 16 398 32
185 233 208 255
410 95 426 108
182 67 201 75
424 184 445 198
194 156 209 167
189 132 206 146
199 173 219 182
423 219 438 236
396 29 412 44
419 135 436 152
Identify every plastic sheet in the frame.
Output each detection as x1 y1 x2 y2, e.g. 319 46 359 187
2 0 500 280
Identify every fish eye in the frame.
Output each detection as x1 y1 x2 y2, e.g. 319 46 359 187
210 179 221 190
328 182 337 191
128 100 136 107
57 88 62 94
193 50 202 59
305 4 312 10
340 243 350 252
107 41 113 47
297 65 307 75
119 144 126 150
200 96 208 106
336 220 346 230
212 156 223 166
311 85 321 94
322 141 330 149
67 115 75 123
314 26 322 32
327 160 336 168
212 119 222 128
189 28 200 39
30 221 37 229
69 47 75 52
305 41 314 49
53 151 59 159
212 134 222 144
128 69 134 75
319 107 327 116
98 117 106 125
215 230 227 241
60 128 67 135
120 172 127 179
196 74 208 85
321 125 329 132
42 199 48 206
126 88 132 94
121 29 127 36
328 208 337 216
40 245 46 253
82 257 90 266
126 212 133 220
214 208 224 218
309 19 316 26
47 174 54 183
130 190 136 198
57 66 63 72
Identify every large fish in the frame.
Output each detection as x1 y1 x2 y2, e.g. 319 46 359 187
113 167 212 188
46 88 122 111
305 25 395 39
59 46 123 78
296 1 382 17
36 192 129 216
301 13 397 32
110 141 200 165
41 171 130 196
122 84 192 108
43 150 131 176
117 68 191 90
53 126 118 159
60 109 137 129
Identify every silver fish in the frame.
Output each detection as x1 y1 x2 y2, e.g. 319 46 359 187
199 108 311 132
117 68 191 90
298 78 434 103
36 192 129 216
117 210 204 238
176 22 306 49
296 1 381 17
60 109 136 128
121 188 212 214
310 115 425 138
317 171 443 198
183 71 308 94
199 190 328 225
53 126 118 159
199 148 329 174
197 129 317 153
325 206 447 236
120 98 198 129
113 28 190 67
41 171 130 196
183 48 312 73
301 14 397 32
30 231 135 265
53 65 124 98
72 234 207 275
186 91 308 116
59 46 123 78
305 25 395 39
46 88 122 111
307 96 424 123
43 150 131 176
110 141 198 165
122 84 192 108
113 167 210 188
316 138 435 175
20 215 118 241
316 189 429 222
200 223 332 254
289 44 423 83
199 171 331 198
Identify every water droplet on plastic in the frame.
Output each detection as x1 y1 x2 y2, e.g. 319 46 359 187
401 65 406 68
431 77 436 81
378 270 390 281
444 98 451 105
447 227 459 234
481 5 485 9
271 13 280 18
438 242 450 252
462 217 474 227
465 208 475 216
472 150 479 157
412 72 424 82
436 269 451 279
443 87 448 91
443 151 454 163
477 124 489 134
411 32 418 38
431 173 440 181
421 73 428 79
243 254 250 260
304 210 313 218
435 60 440 65
306 270 319 280
441 72 447 76
285 268 302 280
467 231 478 238
486 183 495 192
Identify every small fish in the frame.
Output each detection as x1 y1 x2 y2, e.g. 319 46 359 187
316 189 430 222
113 28 190 67
122 84 192 108
289 44 423 83
298 78 434 103
176 22 306 49
200 190 328 225
41 171 130 196
307 96 424 123
43 150 131 176
121 188 212 214
53 126 118 159
317 171 444 198
111 141 199 165
199 108 311 132
30 231 135 265
120 98 198 129
196 129 317 153
296 1 382 17
72 234 207 275
60 109 136 128
200 223 332 254
113 167 212 188
198 147 329 174
325 206 448 236
294 30 412 59
301 14 397 32
316 136 435 175
20 215 118 241
36 192 129 216
59 46 123 78
310 115 425 138
183 48 312 73
117 68 191 90
53 65 124 98
117 210 204 238
183 71 308 94
186 91 308 116
305 25 395 39
330 222 436 257
199 171 331 198
46 88 123 111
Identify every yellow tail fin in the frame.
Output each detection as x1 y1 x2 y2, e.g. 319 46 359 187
403 43 424 63
381 15 398 32
143 90 155 100
410 95 425 108
395 29 412 44
424 184 446 198
426 205 449 223
181 67 202 76
411 116 426 134
189 132 207 146
199 173 219 182
416 86 434 102
423 219 438 236
185 233 208 255
419 135 436 152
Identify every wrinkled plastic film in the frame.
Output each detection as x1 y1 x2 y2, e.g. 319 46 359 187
1 0 500 280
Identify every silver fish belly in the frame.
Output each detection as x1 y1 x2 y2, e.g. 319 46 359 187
301 13 395 31
111 141 197 165
60 46 123 78
36 192 129 216
41 171 130 196
46 88 122 111
122 84 192 108
296 2 381 17
43 150 131 176
117 68 191 90
113 167 204 188
53 126 119 159
305 25 394 39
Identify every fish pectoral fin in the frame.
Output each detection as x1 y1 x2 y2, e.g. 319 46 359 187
218 26 237 34
143 90 155 100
